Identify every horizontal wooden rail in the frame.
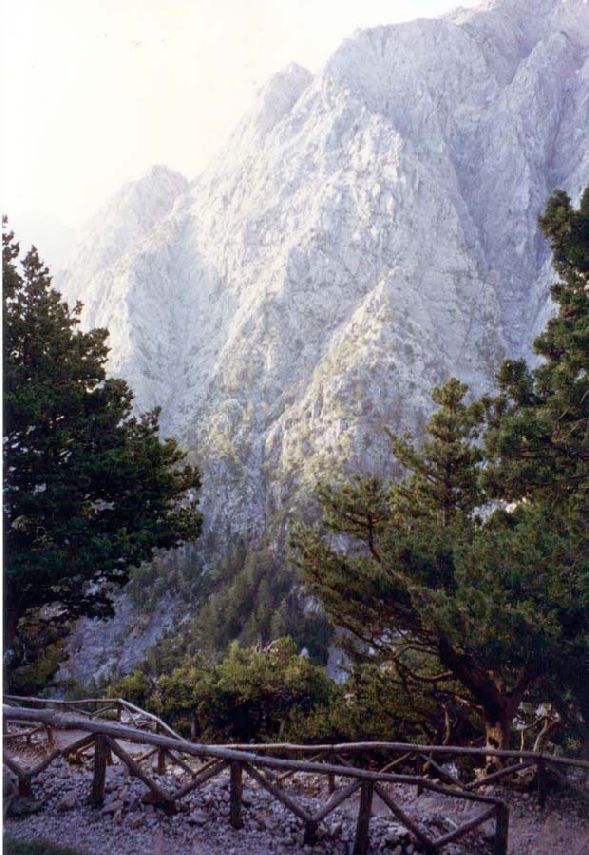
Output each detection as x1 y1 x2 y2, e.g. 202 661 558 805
2 705 502 791
7 695 587 771
5 695 121 706
4 705 512 853
223 739 589 771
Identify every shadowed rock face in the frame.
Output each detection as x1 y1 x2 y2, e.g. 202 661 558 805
57 0 589 676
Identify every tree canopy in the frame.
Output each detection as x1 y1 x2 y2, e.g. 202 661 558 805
106 637 457 746
483 186 589 744
294 188 589 754
3 221 202 652
109 638 334 742
484 187 589 506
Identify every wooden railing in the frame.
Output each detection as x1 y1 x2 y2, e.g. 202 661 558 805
4 698 589 854
3 694 182 738
226 737 589 804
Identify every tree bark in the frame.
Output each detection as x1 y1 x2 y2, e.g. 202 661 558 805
484 714 512 753
482 703 518 772
436 637 535 767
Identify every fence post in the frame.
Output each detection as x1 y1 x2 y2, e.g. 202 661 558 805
494 803 509 855
154 724 167 774
18 776 32 797
328 751 336 794
415 754 424 796
304 820 319 845
157 746 167 775
353 781 374 855
92 735 107 806
230 761 243 829
537 759 547 811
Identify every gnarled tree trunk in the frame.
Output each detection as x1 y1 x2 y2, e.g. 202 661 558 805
484 714 512 752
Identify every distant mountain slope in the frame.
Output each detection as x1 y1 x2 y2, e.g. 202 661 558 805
58 0 589 680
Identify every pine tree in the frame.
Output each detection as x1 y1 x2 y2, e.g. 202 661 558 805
484 187 589 506
295 381 534 753
483 187 589 744
3 221 202 656
295 188 589 753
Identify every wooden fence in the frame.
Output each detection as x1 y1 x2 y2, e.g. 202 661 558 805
4 697 589 854
3 694 182 738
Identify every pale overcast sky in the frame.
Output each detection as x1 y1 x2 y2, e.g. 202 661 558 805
2 0 480 265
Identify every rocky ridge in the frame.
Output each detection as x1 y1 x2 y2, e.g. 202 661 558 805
57 0 589 679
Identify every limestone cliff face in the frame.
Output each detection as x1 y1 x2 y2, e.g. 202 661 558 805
58 0 589 680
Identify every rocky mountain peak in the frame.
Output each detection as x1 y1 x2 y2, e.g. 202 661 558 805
58 0 589 680
63 164 188 282
248 62 313 136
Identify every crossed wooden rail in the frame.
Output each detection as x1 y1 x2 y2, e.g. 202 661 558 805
4 698 589 855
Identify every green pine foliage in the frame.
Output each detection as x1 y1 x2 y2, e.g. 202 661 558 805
294 188 589 752
107 638 453 745
107 669 151 707
484 187 589 505
294 379 532 751
109 638 334 741
167 542 333 665
284 663 477 747
3 222 203 659
482 187 589 745
125 546 206 613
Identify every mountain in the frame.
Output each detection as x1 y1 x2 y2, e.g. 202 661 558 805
58 0 589 682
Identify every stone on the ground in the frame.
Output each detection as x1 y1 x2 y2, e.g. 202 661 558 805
7 796 43 817
57 793 77 811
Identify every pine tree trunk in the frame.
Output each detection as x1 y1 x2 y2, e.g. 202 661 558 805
483 710 512 772
435 637 531 767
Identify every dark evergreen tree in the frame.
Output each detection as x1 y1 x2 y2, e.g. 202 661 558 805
483 187 589 746
294 187 589 754
3 221 202 655
294 381 529 753
484 187 589 505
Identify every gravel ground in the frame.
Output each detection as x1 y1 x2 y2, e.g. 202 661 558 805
499 789 589 855
4 749 588 855
4 758 490 855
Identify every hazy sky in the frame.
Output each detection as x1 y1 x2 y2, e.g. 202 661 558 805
2 0 480 265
